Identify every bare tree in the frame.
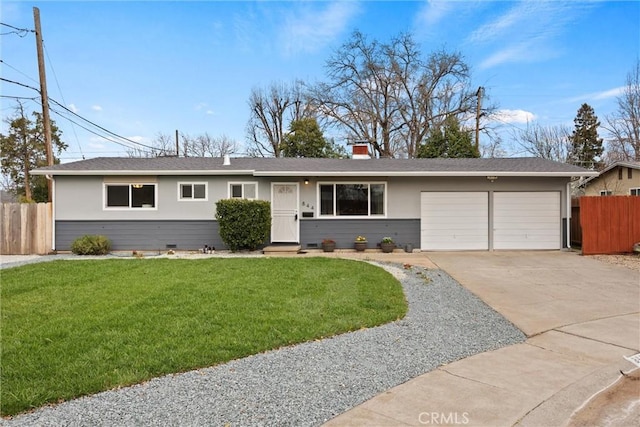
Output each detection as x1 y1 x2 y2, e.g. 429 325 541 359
481 135 508 158
246 81 308 157
512 122 572 162
182 132 238 157
127 132 176 158
604 61 640 162
307 31 478 158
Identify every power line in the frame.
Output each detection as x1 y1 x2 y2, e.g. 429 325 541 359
0 95 39 101
47 103 152 154
0 76 158 152
0 60 39 84
43 41 84 159
0 22 33 37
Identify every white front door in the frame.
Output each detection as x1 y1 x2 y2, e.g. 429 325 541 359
271 183 299 243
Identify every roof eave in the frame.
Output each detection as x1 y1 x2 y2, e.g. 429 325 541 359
254 171 599 177
31 169 254 176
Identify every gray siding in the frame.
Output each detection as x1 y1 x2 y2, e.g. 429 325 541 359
300 219 420 250
56 220 224 251
56 219 420 252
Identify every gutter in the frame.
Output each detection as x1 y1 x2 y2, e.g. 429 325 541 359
32 170 600 178
46 174 55 252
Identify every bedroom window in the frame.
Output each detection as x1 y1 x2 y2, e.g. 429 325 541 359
319 183 386 217
229 182 258 200
105 184 156 208
179 183 207 200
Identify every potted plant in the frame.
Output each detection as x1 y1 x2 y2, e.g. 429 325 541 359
354 235 367 252
380 237 395 253
322 239 336 252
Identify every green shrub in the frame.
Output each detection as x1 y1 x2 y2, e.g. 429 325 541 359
216 199 271 251
71 235 111 255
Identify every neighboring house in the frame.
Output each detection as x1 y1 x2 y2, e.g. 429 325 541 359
580 161 640 196
31 153 596 252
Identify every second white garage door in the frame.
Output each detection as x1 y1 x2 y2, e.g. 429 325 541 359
493 192 561 250
421 192 489 250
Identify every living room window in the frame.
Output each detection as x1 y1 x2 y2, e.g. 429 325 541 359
228 182 258 199
318 182 386 217
105 184 156 208
179 182 207 200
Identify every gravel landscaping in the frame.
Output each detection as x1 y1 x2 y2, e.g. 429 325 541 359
2 262 526 427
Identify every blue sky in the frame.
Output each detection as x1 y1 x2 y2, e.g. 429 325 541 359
1 0 638 161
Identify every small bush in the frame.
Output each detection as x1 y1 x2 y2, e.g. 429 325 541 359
216 199 271 251
71 235 111 255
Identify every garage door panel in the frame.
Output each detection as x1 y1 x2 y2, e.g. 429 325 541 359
494 192 560 250
421 192 488 251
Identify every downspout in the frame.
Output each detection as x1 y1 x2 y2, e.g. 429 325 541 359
46 174 55 252
566 181 572 250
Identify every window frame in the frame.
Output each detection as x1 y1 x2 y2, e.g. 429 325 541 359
228 181 259 200
178 182 208 201
103 183 158 210
599 190 613 196
316 181 387 218
630 188 640 196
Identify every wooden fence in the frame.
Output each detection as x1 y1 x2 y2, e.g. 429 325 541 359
0 203 52 255
579 196 640 255
570 198 582 247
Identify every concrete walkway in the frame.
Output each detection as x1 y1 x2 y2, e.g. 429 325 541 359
325 251 640 427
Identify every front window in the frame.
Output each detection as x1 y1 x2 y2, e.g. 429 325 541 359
599 190 613 196
319 183 386 217
105 184 156 208
179 183 207 200
228 182 258 199
630 188 640 196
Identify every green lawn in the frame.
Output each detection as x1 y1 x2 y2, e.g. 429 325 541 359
0 257 406 416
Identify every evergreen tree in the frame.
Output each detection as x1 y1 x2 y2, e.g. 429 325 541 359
0 102 67 202
280 117 347 158
569 103 603 169
417 115 479 158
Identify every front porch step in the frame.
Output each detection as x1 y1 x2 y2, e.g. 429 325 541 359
263 245 302 255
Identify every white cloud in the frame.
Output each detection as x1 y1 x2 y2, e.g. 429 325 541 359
470 0 593 69
68 103 78 113
91 105 103 111
126 136 148 144
280 1 361 56
415 0 453 27
490 109 536 124
565 86 625 104
206 110 215 116
591 86 625 100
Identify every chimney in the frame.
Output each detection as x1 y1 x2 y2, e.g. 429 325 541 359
223 155 230 166
352 143 371 159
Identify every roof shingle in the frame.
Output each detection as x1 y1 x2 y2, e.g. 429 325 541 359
32 156 596 177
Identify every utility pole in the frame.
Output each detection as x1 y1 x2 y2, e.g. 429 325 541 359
33 7 53 201
475 86 484 151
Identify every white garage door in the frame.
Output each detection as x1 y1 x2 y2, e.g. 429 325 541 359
493 192 560 250
421 192 489 250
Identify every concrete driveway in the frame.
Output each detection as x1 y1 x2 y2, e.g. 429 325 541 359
326 251 640 427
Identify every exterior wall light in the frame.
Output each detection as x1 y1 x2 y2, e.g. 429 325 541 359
486 176 498 182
